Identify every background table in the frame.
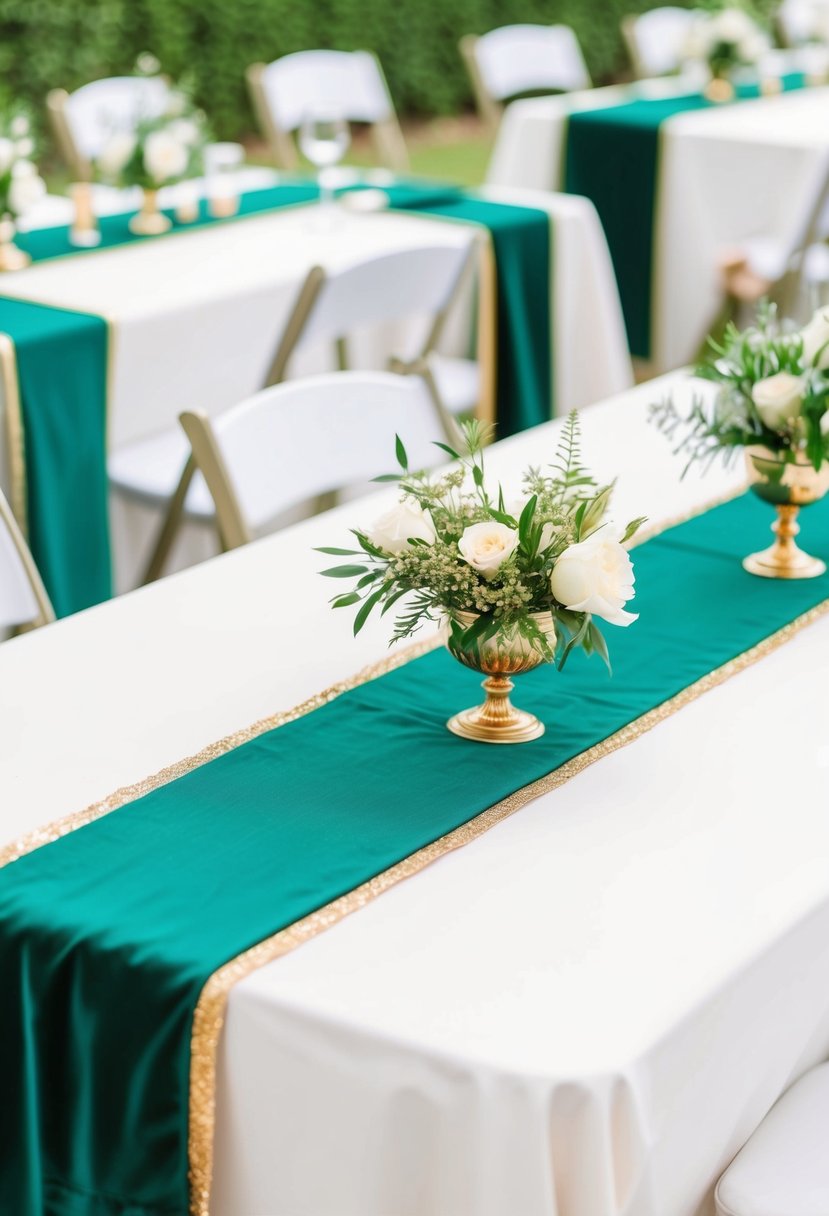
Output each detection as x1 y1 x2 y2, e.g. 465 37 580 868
2 372 829 1215
488 81 829 372
0 180 631 593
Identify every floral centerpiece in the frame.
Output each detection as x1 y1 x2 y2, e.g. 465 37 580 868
96 54 209 236
683 6 769 98
0 110 46 271
319 416 644 743
651 303 829 578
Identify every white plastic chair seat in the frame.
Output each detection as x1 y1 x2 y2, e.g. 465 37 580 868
108 431 215 518
715 1063 829 1216
428 354 481 414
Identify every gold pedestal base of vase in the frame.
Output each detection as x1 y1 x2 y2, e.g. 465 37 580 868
704 77 735 103
0 240 30 272
447 674 545 744
129 190 172 236
743 505 826 580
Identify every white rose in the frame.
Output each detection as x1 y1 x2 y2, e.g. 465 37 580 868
169 118 200 146
458 520 519 580
97 132 136 178
714 9 755 43
752 372 804 430
143 130 189 183
136 52 161 75
0 138 14 175
9 115 28 138
800 308 829 369
368 500 436 554
7 168 45 216
551 528 638 627
15 137 34 158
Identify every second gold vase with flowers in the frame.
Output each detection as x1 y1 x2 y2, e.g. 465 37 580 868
319 416 644 744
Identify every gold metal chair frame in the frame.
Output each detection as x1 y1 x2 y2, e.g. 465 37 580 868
141 232 496 584
459 35 504 135
0 487 55 633
46 88 90 181
621 16 649 80
245 52 410 173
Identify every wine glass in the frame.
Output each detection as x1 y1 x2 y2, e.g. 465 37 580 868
298 109 351 210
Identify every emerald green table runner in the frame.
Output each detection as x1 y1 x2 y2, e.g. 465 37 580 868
2 489 829 1216
564 76 806 359
3 180 551 617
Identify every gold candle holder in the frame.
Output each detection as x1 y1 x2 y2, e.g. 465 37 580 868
704 76 735 103
208 192 239 219
743 447 829 579
444 610 554 744
68 182 101 247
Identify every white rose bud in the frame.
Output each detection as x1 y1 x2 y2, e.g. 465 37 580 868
551 528 638 627
800 308 829 369
457 520 519 580
143 130 189 183
752 372 804 430
168 118 200 146
9 115 29 138
368 500 436 555
8 168 46 216
97 132 136 178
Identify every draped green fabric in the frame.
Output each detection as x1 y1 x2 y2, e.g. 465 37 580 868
5 181 551 617
2 489 828 1216
564 76 807 359
0 299 109 616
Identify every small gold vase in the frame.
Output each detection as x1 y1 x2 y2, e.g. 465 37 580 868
704 74 735 103
743 446 829 579
128 188 172 237
444 610 555 744
0 214 30 272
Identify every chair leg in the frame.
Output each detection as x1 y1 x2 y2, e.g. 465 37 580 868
140 457 196 586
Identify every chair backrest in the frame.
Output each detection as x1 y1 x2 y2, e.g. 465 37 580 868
770 143 829 316
0 488 54 632
622 7 696 77
47 76 171 178
267 239 479 385
179 371 449 546
246 50 408 171
461 24 591 128
778 0 829 45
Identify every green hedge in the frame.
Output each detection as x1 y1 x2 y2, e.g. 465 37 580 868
0 0 777 142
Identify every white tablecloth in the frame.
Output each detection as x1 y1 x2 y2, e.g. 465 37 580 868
2 371 829 1215
488 81 829 371
0 182 631 590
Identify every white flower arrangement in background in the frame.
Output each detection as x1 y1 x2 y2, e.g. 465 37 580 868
319 415 644 669
95 55 209 190
651 303 829 473
683 5 770 76
0 110 46 220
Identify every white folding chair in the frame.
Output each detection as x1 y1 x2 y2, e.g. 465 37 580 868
0 487 54 634
47 75 171 180
111 371 450 574
778 0 829 46
718 145 829 323
246 50 408 172
622 7 697 78
263 239 489 421
460 25 591 132
715 1062 829 1216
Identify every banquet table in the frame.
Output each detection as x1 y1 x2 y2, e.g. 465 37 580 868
487 77 829 372
0 173 630 613
3 370 829 1216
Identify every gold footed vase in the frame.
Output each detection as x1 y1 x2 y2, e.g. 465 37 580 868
743 447 829 580
704 75 735 103
445 610 555 744
0 214 30 272
128 188 172 236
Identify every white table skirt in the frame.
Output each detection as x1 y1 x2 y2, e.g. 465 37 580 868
0 182 631 592
487 81 829 372
2 372 829 1215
